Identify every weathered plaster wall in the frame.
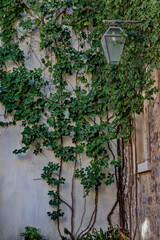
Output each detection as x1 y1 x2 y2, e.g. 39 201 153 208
0 27 119 240
0 116 119 240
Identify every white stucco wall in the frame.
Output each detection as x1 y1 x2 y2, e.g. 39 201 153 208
0 24 119 240
0 120 118 240
0 122 118 240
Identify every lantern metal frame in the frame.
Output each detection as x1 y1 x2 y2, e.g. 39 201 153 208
101 25 125 65
101 20 144 65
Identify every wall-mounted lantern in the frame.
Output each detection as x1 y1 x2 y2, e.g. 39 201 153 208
101 25 125 65
101 20 144 65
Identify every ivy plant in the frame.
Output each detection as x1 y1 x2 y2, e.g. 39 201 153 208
0 0 159 239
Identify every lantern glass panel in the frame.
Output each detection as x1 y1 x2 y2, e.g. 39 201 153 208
105 35 124 64
101 26 125 64
101 36 110 64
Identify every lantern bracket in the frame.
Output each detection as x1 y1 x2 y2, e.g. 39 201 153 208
101 20 145 64
102 20 145 24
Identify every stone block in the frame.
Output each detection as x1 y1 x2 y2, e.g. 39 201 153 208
141 184 145 193
143 195 148 204
145 207 151 217
138 220 142 232
148 196 152 204
136 234 141 240
151 168 156 179
157 154 160 162
156 195 160 204
158 208 160 218
150 182 156 192
138 161 150 173
155 166 160 177
138 208 144 217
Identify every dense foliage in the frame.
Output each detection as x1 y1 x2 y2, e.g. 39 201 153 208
63 226 129 240
20 226 46 240
20 226 129 240
0 0 159 239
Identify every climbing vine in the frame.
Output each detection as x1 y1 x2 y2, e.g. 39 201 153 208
0 0 159 239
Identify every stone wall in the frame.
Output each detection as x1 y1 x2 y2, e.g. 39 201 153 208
125 69 160 240
137 69 160 240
